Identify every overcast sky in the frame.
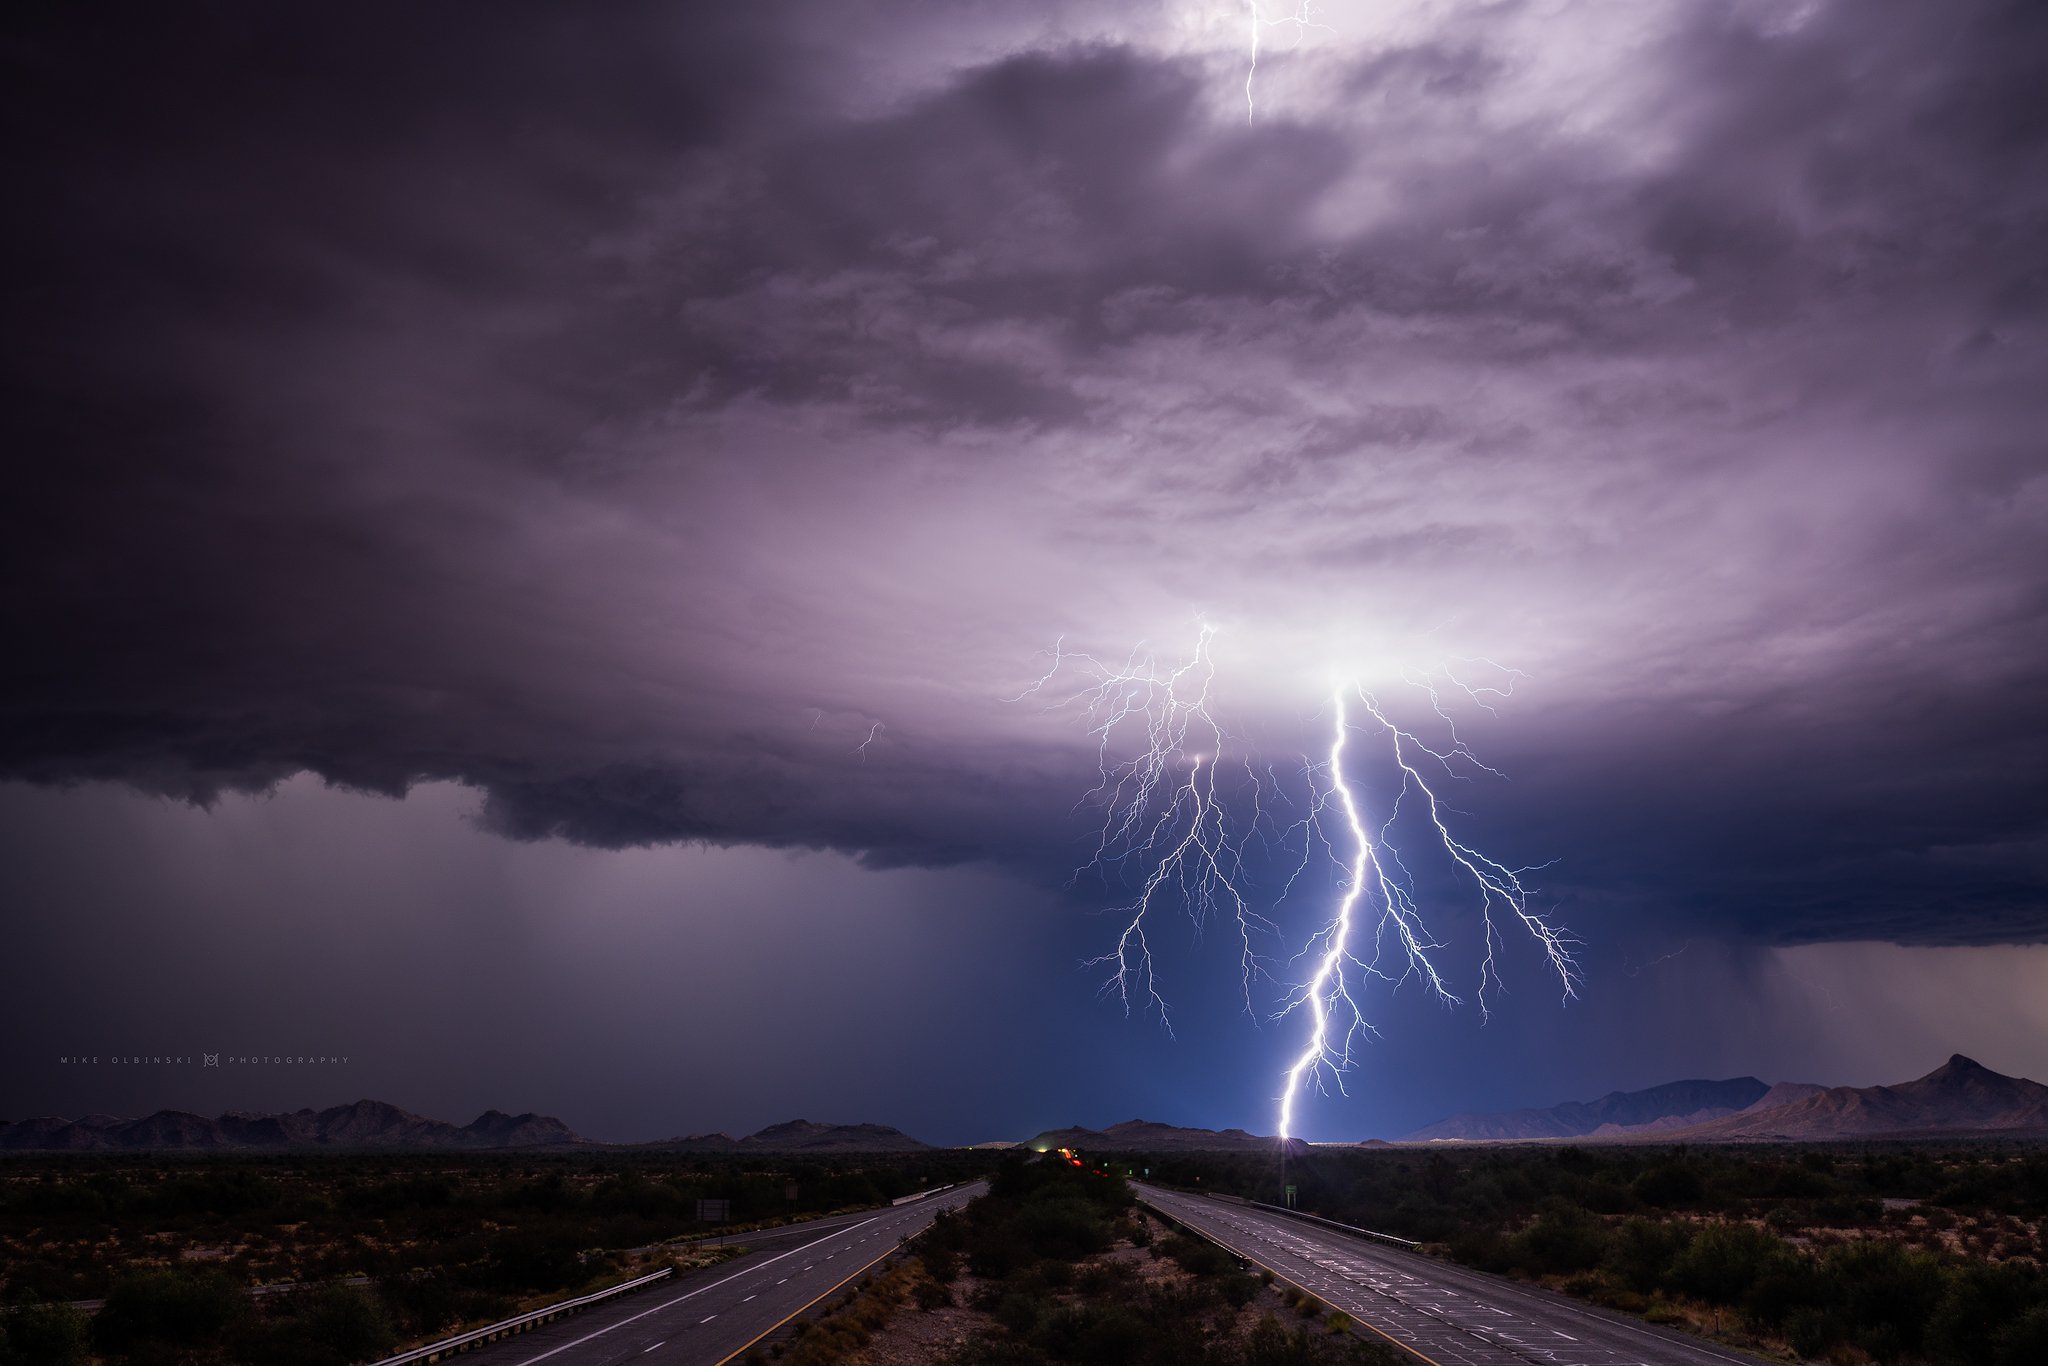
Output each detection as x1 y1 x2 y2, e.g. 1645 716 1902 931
3 0 2045 1142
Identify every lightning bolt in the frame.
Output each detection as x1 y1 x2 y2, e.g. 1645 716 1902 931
1275 683 1579 1138
1246 2 1332 124
1012 624 1276 1025
1021 627 1580 1140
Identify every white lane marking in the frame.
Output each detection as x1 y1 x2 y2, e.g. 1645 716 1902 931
643 1345 664 1355
742 1294 756 1302
777 1278 788 1285
1143 1187 1760 1366
700 1314 716 1324
502 1216 881 1365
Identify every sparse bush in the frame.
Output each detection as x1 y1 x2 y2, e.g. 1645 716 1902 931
1509 1200 1608 1274
0 1298 91 1366
1160 1234 1233 1278
1633 1163 1705 1208
95 1267 248 1355
1670 1222 1789 1305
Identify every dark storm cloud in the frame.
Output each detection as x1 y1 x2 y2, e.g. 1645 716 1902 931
2 0 2045 947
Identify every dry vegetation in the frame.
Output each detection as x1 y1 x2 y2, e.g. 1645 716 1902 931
741 1157 1401 1366
1147 1141 2048 1365
0 1149 997 1365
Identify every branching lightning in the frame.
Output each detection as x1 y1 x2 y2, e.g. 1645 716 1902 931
857 721 885 760
1012 624 1275 1026
1021 627 1581 1140
1275 682 1579 1139
1246 2 1331 123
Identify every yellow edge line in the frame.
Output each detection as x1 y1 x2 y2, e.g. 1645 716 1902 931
1154 1207 1445 1366
708 1230 915 1366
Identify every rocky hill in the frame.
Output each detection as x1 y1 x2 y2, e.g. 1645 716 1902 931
1405 1076 1773 1142
650 1119 931 1152
1674 1056 2048 1140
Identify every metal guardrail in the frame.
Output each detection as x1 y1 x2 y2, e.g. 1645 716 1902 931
1222 1193 1421 1250
891 1182 956 1206
369 1266 674 1365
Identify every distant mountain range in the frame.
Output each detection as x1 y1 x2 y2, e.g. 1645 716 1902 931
18 1059 2034 1154
0 1100 583 1152
1025 1119 1307 1154
0 1103 934 1153
1405 1056 2048 1143
1676 1056 2048 1139
1405 1077 1777 1141
649 1120 930 1153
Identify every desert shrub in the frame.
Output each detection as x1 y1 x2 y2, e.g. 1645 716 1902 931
0 1298 91 1366
1925 1263 2044 1365
231 1284 397 1366
1013 1197 1115 1261
1510 1201 1608 1274
1632 1163 1704 1208
1034 1303 1150 1364
1994 1305 2048 1366
1234 1313 1405 1364
924 1245 962 1284
994 1290 1046 1337
1603 1217 1684 1292
1074 1259 1135 1296
95 1267 248 1355
1670 1222 1788 1304
1160 1234 1234 1278
1823 1239 1945 1358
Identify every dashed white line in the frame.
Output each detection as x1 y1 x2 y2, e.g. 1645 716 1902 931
501 1216 880 1366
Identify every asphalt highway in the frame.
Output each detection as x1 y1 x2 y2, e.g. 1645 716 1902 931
1136 1184 1776 1366
448 1182 984 1366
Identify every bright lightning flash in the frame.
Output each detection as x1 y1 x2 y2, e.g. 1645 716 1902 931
1022 629 1580 1141
1246 2 1332 123
1275 684 1579 1139
1013 624 1276 1027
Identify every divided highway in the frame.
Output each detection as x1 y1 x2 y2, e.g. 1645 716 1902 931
445 1182 983 1366
1137 1184 1774 1366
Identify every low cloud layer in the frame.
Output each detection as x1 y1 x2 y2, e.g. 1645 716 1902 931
4 0 2045 951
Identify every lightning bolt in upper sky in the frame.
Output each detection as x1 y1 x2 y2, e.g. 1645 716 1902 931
1023 627 1580 1139
1245 1 1332 123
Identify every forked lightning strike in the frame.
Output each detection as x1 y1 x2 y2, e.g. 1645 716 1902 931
1276 683 1579 1138
1021 628 1580 1139
1013 625 1274 1027
1246 2 1331 123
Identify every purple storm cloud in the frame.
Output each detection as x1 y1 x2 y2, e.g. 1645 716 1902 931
3 0 2045 959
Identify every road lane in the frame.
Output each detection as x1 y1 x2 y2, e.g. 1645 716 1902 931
447 1182 983 1366
1136 1184 1775 1366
